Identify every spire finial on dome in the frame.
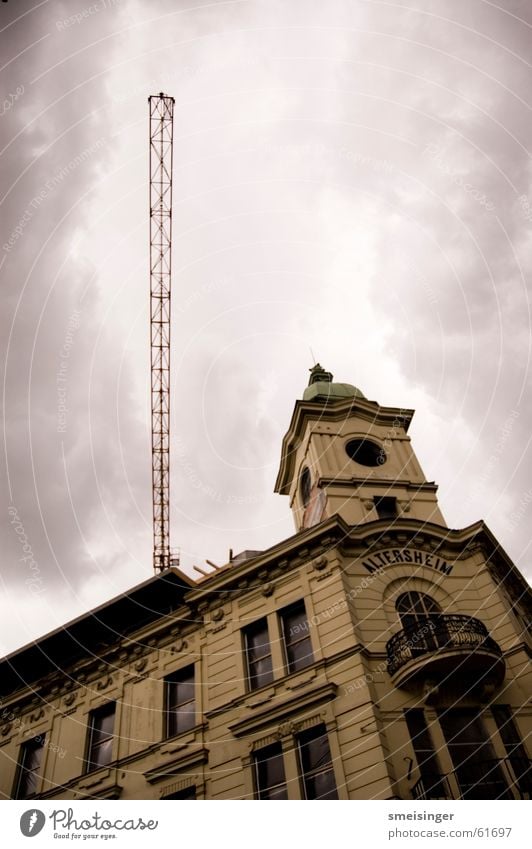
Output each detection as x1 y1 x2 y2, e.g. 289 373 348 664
308 363 333 386
302 364 366 402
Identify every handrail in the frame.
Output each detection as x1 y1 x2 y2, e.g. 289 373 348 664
386 614 502 676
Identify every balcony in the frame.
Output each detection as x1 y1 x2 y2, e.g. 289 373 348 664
386 614 505 692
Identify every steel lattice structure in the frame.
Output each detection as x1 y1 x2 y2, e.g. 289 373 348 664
149 93 175 573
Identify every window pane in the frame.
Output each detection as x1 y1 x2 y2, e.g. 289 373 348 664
491 706 532 796
25 740 45 772
259 749 285 787
91 726 113 747
298 726 338 800
438 710 511 799
168 703 195 736
286 636 313 672
300 730 332 773
16 737 46 799
249 656 274 688
255 744 287 800
169 679 195 709
265 784 288 800
305 770 338 800
282 602 313 673
87 704 115 772
245 620 273 690
283 607 309 638
91 736 113 768
91 708 115 747
374 496 397 520
19 768 39 798
97 710 115 736
166 666 195 736
247 622 271 659
405 709 447 799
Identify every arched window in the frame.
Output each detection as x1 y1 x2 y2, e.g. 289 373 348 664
396 591 441 621
300 467 312 508
396 592 444 653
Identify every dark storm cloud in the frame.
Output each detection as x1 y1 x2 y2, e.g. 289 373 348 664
1 0 531 653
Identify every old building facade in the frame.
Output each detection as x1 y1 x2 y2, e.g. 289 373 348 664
1 367 531 800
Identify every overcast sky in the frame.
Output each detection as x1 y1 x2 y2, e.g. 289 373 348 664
1 0 531 655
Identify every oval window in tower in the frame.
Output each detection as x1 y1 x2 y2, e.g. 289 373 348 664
300 467 312 507
345 438 385 467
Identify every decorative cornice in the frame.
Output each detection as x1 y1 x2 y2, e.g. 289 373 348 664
228 682 337 738
275 396 415 494
143 746 209 784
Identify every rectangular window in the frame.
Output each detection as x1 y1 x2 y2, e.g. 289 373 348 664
438 709 511 799
405 709 447 799
492 705 532 797
374 496 397 520
254 743 288 799
86 703 115 772
166 665 195 737
13 735 46 799
244 618 274 690
297 725 338 799
280 601 313 674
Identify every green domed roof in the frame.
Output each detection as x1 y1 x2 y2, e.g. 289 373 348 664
302 364 365 402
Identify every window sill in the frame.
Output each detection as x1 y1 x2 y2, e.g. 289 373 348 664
161 721 206 754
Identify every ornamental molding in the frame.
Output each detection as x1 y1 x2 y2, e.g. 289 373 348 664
228 682 337 738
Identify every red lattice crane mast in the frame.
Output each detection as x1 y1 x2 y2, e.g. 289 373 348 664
149 93 175 573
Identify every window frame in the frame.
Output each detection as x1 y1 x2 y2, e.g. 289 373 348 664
243 617 274 691
373 495 398 520
253 742 288 800
165 664 196 739
279 600 314 675
405 709 448 799
296 724 338 800
13 734 46 799
491 706 531 797
85 702 116 774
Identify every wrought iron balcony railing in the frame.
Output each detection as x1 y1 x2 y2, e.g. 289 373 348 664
386 614 502 678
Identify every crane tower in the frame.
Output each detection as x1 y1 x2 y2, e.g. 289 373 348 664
149 93 175 573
